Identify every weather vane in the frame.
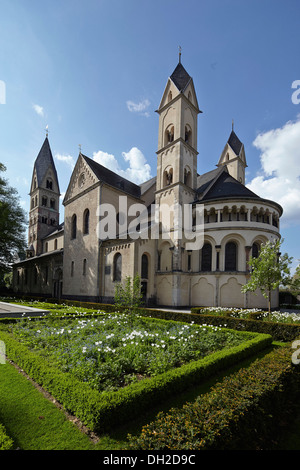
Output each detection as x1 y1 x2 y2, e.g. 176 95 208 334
45 125 49 137
79 144 82 153
179 45 182 63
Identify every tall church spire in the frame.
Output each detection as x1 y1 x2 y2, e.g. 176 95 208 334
28 136 60 256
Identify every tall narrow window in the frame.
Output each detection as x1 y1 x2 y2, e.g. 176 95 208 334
225 241 237 271
71 214 77 239
141 254 149 279
201 243 212 271
83 209 90 235
83 258 87 276
252 242 260 259
54 239 58 250
113 253 122 281
71 261 74 277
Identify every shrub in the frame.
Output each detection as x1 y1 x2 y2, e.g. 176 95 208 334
0 327 271 433
128 345 300 450
0 423 14 450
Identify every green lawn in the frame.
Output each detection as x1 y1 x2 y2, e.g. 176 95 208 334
0 361 122 450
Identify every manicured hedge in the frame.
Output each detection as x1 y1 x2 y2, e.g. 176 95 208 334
0 327 272 433
128 345 300 450
0 422 14 450
145 308 300 343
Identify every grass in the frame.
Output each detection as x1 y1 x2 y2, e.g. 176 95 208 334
0 361 122 450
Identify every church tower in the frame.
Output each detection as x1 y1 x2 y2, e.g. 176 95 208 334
27 136 60 257
156 57 201 195
155 57 201 306
155 57 201 241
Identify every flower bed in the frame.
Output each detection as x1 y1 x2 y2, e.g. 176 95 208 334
5 313 255 393
0 313 272 432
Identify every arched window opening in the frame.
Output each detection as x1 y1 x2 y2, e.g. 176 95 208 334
201 243 212 271
225 241 237 271
163 167 173 186
165 125 174 145
185 125 192 145
141 254 149 279
42 196 47 207
46 179 53 190
83 209 90 235
113 253 122 281
50 199 55 209
168 91 172 102
71 214 77 239
184 167 191 186
54 239 58 250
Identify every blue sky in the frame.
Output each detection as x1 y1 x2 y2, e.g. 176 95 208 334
0 0 299 272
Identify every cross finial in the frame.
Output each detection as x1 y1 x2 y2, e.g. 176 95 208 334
79 144 82 153
232 119 234 131
179 45 182 63
45 125 49 137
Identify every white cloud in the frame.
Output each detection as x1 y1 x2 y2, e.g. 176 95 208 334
126 99 150 117
93 147 152 184
93 150 120 173
54 153 75 170
246 116 300 227
32 104 44 117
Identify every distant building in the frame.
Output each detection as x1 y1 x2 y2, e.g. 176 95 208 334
13 60 283 308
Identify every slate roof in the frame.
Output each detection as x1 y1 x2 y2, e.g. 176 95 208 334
34 137 60 192
195 167 261 203
139 175 156 195
82 154 142 199
227 130 243 155
170 63 191 91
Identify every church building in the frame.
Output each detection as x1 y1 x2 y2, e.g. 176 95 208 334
12 59 283 309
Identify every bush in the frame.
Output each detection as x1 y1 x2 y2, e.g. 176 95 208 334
0 423 14 450
0 327 272 433
128 345 300 450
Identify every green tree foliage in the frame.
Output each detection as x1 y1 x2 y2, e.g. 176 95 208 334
241 239 292 313
0 163 26 284
114 273 143 322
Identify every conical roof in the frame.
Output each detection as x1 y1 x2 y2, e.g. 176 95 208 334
33 137 60 192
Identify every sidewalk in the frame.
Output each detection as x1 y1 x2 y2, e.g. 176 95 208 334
0 302 49 318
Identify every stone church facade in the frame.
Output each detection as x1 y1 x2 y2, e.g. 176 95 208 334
13 60 283 309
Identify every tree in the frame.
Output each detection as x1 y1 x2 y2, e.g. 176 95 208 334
0 163 27 286
114 273 143 323
241 239 292 314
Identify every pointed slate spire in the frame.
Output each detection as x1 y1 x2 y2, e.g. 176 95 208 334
33 137 60 193
170 62 191 92
227 130 243 156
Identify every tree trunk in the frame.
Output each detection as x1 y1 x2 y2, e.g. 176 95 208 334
268 290 271 315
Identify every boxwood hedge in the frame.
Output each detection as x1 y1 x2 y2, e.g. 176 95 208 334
0 422 13 450
0 325 271 433
128 344 300 450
